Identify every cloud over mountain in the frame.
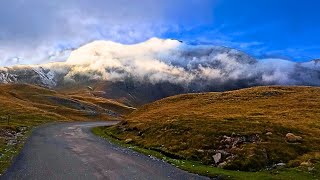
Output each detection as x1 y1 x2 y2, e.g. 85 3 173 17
62 38 320 87
1 38 319 93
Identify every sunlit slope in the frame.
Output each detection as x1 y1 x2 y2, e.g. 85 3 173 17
110 86 320 171
0 84 133 126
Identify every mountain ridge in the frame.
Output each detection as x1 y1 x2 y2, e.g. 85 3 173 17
0 38 319 105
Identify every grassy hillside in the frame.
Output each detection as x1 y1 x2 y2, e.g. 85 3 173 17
101 86 320 178
0 83 133 174
57 80 187 107
0 84 134 123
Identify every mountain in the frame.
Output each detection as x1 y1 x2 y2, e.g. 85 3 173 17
0 38 319 106
301 59 320 70
0 66 57 87
105 86 320 173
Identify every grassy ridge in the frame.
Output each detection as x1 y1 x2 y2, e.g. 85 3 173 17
104 86 320 178
0 84 134 124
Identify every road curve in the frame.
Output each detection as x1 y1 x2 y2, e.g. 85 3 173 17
1 122 209 180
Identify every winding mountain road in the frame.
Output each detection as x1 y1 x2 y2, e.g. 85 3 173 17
1 122 208 180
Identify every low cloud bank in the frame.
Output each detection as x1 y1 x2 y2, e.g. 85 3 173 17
2 38 320 90
60 38 320 87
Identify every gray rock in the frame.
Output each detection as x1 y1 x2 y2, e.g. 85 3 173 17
197 149 204 153
274 163 286 167
7 139 17 146
16 132 23 137
213 153 222 164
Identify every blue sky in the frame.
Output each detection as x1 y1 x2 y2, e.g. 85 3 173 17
0 0 319 65
162 0 320 61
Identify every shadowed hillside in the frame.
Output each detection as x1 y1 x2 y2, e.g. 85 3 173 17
103 86 320 174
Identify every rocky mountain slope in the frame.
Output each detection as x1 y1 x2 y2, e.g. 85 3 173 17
0 38 319 106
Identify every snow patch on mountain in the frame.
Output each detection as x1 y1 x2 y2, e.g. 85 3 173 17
32 67 57 87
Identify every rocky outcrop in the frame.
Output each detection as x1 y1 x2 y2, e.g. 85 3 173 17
0 126 28 147
0 66 58 87
209 134 261 167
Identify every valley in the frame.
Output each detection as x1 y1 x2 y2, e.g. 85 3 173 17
0 39 319 179
1 1 320 179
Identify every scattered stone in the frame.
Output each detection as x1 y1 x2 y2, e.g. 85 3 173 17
266 132 273 136
18 126 27 132
124 138 133 144
285 133 303 143
213 153 222 164
220 134 261 149
275 163 286 167
224 136 232 143
272 163 286 169
16 132 23 137
6 132 13 137
218 161 228 168
308 167 314 171
197 149 204 153
138 131 143 136
216 150 229 156
7 139 17 146
300 161 312 167
226 155 235 161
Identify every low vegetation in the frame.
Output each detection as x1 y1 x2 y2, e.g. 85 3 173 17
93 126 319 180
0 83 133 174
98 86 320 178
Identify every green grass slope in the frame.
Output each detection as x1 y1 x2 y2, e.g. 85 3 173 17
102 86 320 178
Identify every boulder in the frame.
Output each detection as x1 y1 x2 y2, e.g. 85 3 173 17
285 133 303 143
213 153 222 164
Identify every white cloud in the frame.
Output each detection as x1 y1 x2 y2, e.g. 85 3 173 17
54 38 320 87
0 0 214 66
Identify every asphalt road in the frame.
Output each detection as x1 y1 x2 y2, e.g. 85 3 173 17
1 122 209 180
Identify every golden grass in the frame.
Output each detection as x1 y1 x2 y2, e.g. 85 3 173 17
0 83 133 174
109 86 320 172
0 83 134 126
